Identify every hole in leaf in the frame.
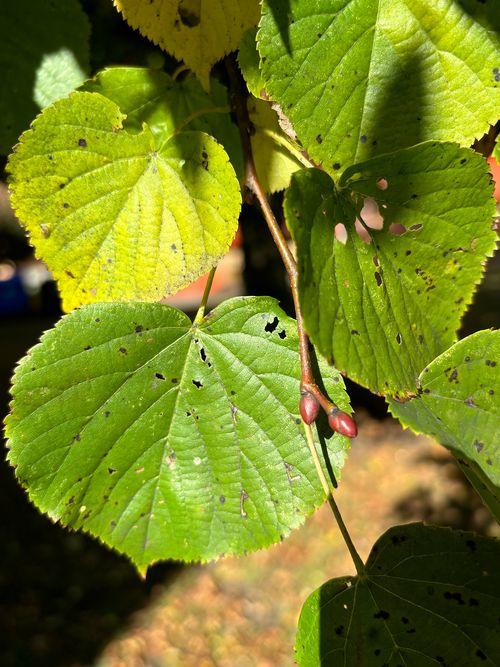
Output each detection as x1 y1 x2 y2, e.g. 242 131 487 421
361 198 384 230
265 316 279 333
192 379 203 389
278 330 286 339
389 223 407 236
199 347 207 362
334 223 348 244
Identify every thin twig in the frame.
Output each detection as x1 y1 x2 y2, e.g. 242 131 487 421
225 57 314 387
303 423 365 574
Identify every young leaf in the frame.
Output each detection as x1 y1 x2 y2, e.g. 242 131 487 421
284 142 497 396
389 330 500 521
7 91 241 311
113 0 261 90
5 297 351 571
296 523 500 666
258 0 500 173
0 0 90 154
82 67 243 177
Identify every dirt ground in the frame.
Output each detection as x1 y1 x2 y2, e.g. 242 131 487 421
91 412 498 667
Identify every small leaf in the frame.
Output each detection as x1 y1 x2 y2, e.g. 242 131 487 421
0 0 90 153
258 0 500 173
5 297 351 570
113 0 261 89
7 91 241 311
296 523 500 666
285 142 497 395
389 330 500 521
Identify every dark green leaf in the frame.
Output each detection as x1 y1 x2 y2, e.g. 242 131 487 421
296 523 500 666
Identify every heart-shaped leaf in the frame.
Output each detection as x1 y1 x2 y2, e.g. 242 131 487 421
389 330 500 521
296 523 500 666
7 91 241 311
258 0 500 173
5 297 351 571
0 0 90 154
113 0 261 89
284 142 497 396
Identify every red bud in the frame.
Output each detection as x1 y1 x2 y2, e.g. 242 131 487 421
328 410 358 438
299 392 320 425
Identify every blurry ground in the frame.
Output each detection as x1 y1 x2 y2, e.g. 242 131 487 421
92 415 498 667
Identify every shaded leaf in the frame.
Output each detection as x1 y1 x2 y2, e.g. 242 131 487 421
389 330 500 521
285 142 497 395
258 0 500 173
297 523 500 666
113 0 261 89
7 91 241 311
82 66 243 177
0 0 90 154
5 297 351 571
238 28 265 99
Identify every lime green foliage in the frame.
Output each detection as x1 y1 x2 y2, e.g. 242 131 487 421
8 91 241 312
285 142 497 396
296 524 500 666
114 0 261 89
0 0 90 154
389 330 500 520
258 0 500 174
83 67 243 177
5 297 351 570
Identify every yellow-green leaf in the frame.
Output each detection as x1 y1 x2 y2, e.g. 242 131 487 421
113 0 261 89
7 91 241 311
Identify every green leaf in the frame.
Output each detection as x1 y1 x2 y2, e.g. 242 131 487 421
7 91 241 312
389 330 500 521
0 0 90 154
249 97 306 193
284 142 497 396
258 0 500 174
296 523 500 666
82 67 243 177
113 0 261 90
5 297 351 571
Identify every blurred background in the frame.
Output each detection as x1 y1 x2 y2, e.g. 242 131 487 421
1 2 500 666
